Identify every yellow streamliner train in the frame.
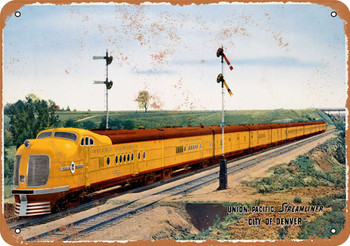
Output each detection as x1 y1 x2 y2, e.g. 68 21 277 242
12 121 326 216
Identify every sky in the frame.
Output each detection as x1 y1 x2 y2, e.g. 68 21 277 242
2 3 348 111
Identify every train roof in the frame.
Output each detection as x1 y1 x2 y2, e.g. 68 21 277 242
91 125 250 144
91 126 212 144
90 121 325 144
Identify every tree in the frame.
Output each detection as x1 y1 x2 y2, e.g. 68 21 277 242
99 117 135 130
4 129 13 147
135 90 150 113
65 119 80 128
4 95 60 147
4 148 13 185
81 120 97 129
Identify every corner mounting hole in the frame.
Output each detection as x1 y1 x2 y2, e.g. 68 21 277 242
331 11 337 17
331 228 336 234
15 11 21 17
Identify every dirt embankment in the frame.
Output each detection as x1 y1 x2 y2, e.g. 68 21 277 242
204 132 346 240
79 205 199 241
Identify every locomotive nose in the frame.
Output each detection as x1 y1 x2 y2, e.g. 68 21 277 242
13 137 75 217
15 139 55 187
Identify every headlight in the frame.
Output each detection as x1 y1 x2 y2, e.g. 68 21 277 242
24 140 30 148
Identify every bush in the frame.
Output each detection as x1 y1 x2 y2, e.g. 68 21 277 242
332 193 346 199
331 200 346 212
99 117 135 130
278 227 289 239
294 196 302 204
311 197 332 207
81 120 97 129
311 194 346 211
65 119 80 128
299 211 345 239
273 166 287 175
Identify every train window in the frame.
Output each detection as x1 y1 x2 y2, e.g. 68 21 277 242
131 153 134 161
138 152 141 160
119 155 122 163
143 152 146 159
123 154 126 162
85 137 89 145
200 144 202 149
209 142 212 147
80 137 84 146
176 146 183 154
115 155 118 164
37 131 52 139
184 146 187 152
54 131 77 142
90 138 94 145
106 157 110 165
127 154 130 162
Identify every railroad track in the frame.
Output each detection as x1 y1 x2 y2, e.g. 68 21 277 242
18 129 334 241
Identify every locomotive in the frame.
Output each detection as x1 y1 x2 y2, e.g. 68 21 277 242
12 121 326 216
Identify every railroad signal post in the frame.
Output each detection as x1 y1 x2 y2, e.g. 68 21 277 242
93 49 113 129
216 47 233 190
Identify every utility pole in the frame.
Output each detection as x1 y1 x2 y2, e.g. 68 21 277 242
216 47 233 190
93 49 113 129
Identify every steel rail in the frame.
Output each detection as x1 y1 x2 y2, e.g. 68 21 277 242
25 130 335 242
